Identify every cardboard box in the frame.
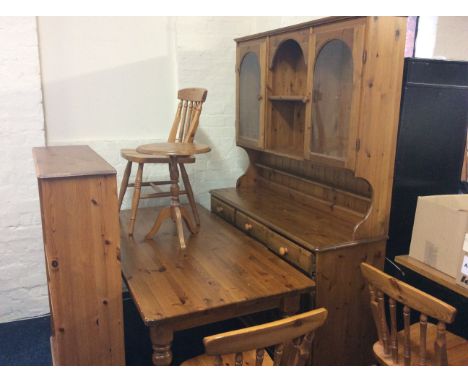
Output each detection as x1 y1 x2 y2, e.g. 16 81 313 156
409 195 468 287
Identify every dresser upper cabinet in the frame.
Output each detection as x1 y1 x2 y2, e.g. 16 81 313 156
235 17 399 172
306 18 366 169
236 38 267 149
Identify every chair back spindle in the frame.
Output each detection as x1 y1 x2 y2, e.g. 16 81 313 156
203 308 328 366
361 263 457 366
255 348 265 366
168 88 208 144
389 297 398 363
403 305 411 365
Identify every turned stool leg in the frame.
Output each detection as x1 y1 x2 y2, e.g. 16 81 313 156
149 326 173 366
180 162 200 226
128 163 144 236
145 157 197 248
168 157 186 249
118 161 132 211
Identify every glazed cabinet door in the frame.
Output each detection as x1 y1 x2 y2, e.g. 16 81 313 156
306 18 366 169
236 38 266 149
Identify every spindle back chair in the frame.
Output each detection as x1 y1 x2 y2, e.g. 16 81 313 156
119 88 208 236
168 88 207 143
181 308 328 366
361 262 468 366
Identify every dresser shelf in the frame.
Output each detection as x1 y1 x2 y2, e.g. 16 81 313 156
268 95 309 103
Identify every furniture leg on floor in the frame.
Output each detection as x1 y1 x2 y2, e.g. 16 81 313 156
128 163 144 236
149 326 174 366
180 162 200 226
145 156 197 249
118 160 132 210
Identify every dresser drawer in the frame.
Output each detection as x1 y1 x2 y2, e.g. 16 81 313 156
236 210 315 275
235 211 269 243
265 230 316 275
211 197 235 224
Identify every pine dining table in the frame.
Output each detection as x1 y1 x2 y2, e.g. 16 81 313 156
120 205 315 365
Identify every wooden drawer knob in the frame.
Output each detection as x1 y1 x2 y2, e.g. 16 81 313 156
278 247 288 256
244 223 253 231
216 206 224 213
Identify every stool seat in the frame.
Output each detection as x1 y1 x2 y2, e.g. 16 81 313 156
136 142 211 157
120 149 195 164
181 349 274 366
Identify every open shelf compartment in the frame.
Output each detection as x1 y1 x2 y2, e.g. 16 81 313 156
267 38 308 158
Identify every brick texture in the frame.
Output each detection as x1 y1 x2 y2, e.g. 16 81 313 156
0 17 46 323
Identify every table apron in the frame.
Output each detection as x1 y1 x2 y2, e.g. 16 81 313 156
147 291 311 332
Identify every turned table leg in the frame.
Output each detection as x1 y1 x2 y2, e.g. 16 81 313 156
280 295 301 318
149 326 174 366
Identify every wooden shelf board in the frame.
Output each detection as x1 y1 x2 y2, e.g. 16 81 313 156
395 255 468 298
211 186 368 252
263 147 304 161
269 95 308 103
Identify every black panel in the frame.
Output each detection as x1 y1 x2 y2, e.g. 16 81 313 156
405 58 468 86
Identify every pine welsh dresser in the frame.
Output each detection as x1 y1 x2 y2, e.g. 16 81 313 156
210 16 407 365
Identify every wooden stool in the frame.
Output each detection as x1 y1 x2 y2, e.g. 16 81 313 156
119 88 208 236
136 142 211 249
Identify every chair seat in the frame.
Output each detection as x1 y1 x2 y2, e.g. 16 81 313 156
181 349 274 366
120 148 195 164
373 322 468 366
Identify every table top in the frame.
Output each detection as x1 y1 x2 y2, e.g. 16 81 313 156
120 205 315 327
136 142 211 156
395 255 468 298
33 145 116 179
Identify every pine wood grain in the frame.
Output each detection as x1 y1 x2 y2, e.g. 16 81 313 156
182 308 327 366
120 206 315 327
223 16 407 366
34 147 125 365
373 322 468 366
211 187 369 251
361 263 457 323
362 263 468 366
136 142 211 157
33 145 115 179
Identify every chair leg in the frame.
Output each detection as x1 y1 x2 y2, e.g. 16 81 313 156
128 163 144 236
118 161 132 211
179 163 200 226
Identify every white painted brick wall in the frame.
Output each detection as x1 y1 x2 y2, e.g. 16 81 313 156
173 17 252 207
0 17 47 323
